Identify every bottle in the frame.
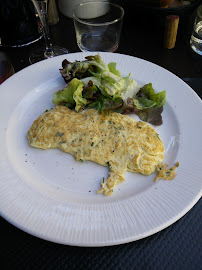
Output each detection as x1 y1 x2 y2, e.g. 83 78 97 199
48 0 59 25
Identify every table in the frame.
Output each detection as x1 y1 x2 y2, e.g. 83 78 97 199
0 4 201 270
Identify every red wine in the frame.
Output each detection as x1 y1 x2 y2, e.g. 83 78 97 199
0 0 41 47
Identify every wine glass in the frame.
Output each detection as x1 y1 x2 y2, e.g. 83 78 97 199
29 0 68 64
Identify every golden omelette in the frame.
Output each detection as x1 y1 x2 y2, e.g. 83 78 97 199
27 106 178 195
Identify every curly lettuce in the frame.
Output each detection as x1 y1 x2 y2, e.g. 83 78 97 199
54 55 167 125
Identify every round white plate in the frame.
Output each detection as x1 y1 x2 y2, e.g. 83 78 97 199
0 52 201 246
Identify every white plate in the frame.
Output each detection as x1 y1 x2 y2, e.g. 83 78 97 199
0 52 201 246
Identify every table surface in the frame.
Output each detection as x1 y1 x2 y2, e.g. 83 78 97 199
0 3 201 270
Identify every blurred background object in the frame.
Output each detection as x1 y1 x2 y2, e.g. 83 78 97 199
164 15 179 48
48 0 59 25
120 0 201 52
58 0 108 18
0 60 15 84
131 0 200 10
134 0 175 8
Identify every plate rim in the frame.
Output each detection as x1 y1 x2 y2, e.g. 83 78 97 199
0 51 202 247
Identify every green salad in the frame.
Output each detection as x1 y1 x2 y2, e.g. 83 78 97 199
53 55 166 125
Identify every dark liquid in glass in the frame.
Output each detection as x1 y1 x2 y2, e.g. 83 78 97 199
0 0 41 47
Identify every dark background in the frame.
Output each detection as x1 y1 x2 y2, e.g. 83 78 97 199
0 1 201 269
1 0 202 77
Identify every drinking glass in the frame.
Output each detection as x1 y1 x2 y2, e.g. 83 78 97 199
29 0 69 64
190 4 202 56
0 0 42 47
72 1 124 52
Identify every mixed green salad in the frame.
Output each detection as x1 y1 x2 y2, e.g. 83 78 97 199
53 55 167 125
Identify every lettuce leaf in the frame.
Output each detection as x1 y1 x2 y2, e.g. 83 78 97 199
108 62 121 77
60 55 109 83
136 107 163 125
133 97 156 110
52 78 82 106
88 95 123 113
121 98 163 125
139 83 167 108
120 76 140 103
56 55 167 125
60 54 140 101
52 78 87 111
73 83 87 112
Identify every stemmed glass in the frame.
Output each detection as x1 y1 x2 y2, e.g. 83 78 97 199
29 0 68 64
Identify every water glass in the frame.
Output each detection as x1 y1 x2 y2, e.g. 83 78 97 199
190 4 202 56
72 1 124 52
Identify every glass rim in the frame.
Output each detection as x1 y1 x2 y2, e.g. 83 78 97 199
72 1 124 26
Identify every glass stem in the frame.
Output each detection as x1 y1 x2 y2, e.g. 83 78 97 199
31 0 54 58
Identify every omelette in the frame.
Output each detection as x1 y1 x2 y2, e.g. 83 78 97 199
27 105 178 195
